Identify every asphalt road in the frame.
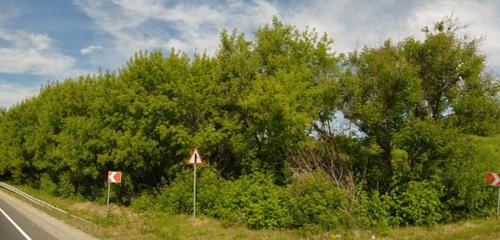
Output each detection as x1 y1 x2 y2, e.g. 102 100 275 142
0 189 95 240
0 193 56 240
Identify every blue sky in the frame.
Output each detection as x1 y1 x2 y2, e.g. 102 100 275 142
1 0 499 108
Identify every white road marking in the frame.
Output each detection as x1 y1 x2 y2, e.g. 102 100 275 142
0 207 32 240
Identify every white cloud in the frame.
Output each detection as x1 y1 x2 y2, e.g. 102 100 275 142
409 0 500 69
73 0 500 71
73 0 278 67
282 1 427 54
0 16 77 75
280 0 500 70
80 45 102 55
0 31 52 51
0 48 75 75
0 83 38 108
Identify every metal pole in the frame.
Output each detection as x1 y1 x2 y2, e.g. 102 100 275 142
106 181 111 216
193 163 197 218
497 187 499 218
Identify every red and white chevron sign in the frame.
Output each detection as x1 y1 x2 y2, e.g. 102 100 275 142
108 171 122 183
487 172 500 186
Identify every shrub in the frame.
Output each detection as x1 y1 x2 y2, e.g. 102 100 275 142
218 173 291 229
39 173 58 195
156 166 456 229
386 180 443 225
244 183 290 229
131 192 156 212
196 167 225 217
156 169 293 229
156 166 232 217
156 169 193 214
287 173 348 229
393 121 493 221
355 191 390 227
57 173 76 197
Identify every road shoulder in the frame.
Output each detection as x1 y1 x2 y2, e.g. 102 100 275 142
0 188 97 240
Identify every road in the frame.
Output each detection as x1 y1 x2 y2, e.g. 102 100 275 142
0 189 95 240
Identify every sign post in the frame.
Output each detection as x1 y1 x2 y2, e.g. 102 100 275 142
107 171 122 216
187 149 203 218
106 180 111 215
194 161 197 218
486 172 500 218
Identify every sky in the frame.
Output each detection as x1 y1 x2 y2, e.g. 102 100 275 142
0 0 499 108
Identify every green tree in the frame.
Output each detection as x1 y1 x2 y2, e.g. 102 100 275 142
404 18 488 121
340 41 421 187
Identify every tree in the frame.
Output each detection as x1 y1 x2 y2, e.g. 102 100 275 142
403 18 487 121
241 18 339 181
340 41 421 187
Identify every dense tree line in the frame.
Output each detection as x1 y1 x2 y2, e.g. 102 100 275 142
0 18 499 227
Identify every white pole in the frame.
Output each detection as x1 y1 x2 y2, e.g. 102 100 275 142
193 163 197 218
497 187 499 218
107 181 111 216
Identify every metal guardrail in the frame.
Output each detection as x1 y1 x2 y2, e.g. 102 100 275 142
0 182 93 224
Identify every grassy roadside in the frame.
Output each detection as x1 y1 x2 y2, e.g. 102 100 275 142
3 184 307 239
3 184 500 239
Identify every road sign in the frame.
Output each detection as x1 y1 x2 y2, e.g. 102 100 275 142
487 172 500 186
108 171 122 183
187 149 203 165
107 171 122 216
487 172 500 218
187 148 203 219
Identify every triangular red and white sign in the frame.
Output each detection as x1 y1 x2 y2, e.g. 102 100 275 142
187 148 203 165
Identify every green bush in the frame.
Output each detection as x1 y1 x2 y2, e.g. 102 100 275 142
156 169 193 214
156 166 468 229
394 121 500 221
215 173 291 229
434 135 500 220
39 173 58 195
286 173 347 229
57 173 76 197
131 192 156 212
356 191 390 227
196 167 226 218
156 168 291 229
243 179 291 229
209 179 246 225
386 180 443 225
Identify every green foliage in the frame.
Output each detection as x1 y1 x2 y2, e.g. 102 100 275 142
234 174 291 229
130 192 156 212
157 169 361 230
0 18 337 197
287 173 347 229
156 168 193 214
0 17 498 231
448 134 500 219
39 172 57 195
405 18 486 120
393 121 499 221
451 91 500 136
356 191 391 227
339 18 499 194
157 169 291 229
342 40 422 180
393 120 458 181
386 180 444 226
